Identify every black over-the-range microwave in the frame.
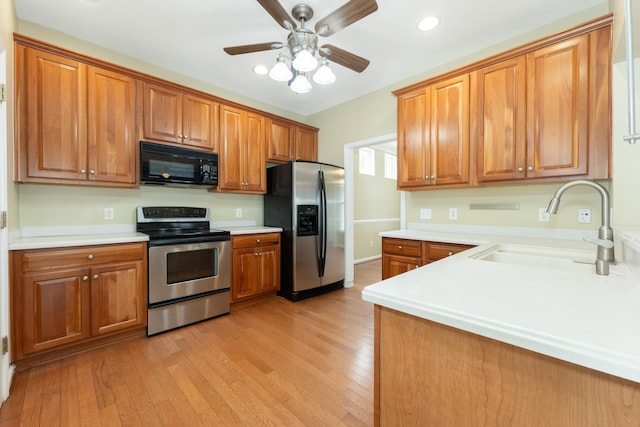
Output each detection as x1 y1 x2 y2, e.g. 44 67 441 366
140 141 218 187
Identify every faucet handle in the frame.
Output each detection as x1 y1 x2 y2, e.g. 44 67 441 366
583 237 614 249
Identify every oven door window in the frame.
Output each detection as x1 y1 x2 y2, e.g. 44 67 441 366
166 248 218 284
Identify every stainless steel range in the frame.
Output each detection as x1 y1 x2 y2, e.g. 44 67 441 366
136 206 231 335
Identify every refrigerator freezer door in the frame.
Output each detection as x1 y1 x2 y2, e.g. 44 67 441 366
293 162 322 292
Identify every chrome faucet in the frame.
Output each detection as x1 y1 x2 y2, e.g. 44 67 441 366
546 180 614 275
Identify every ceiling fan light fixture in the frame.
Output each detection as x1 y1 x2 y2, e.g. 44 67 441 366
269 56 293 81
290 72 312 94
313 59 336 85
292 48 318 72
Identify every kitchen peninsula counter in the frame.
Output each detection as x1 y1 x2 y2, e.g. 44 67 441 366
365 227 640 382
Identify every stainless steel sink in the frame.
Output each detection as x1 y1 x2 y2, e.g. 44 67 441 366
471 244 596 274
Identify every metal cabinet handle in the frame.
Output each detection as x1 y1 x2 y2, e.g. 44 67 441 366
87 255 94 260
93 274 99 280
80 169 86 174
448 252 453 256
256 239 261 243
178 134 183 139
398 245 403 250
82 275 89 281
527 166 534 172
183 135 189 140
517 167 524 172
89 170 95 175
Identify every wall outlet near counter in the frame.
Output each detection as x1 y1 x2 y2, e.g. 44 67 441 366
104 208 114 220
235 208 243 218
578 208 591 224
420 208 432 219
448 208 457 220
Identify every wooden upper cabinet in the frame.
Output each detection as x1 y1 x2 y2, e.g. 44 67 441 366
16 45 136 186
21 47 88 182
267 118 318 163
397 74 470 189
526 34 589 178
218 104 266 193
142 82 218 151
294 126 318 162
475 57 527 182
87 66 137 185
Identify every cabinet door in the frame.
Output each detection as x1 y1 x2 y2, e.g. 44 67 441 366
259 245 280 293
218 105 244 191
232 247 260 301
21 268 91 355
526 35 589 178
243 112 266 193
475 57 527 182
87 66 137 185
183 94 218 151
382 254 421 280
267 119 293 163
23 48 87 181
294 126 318 162
90 261 146 336
397 90 430 188
430 74 470 185
143 82 183 144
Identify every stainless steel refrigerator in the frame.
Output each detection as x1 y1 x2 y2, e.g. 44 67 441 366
264 161 345 301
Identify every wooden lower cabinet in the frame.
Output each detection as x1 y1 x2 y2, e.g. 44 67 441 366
11 242 147 363
231 233 280 302
375 305 640 426
382 237 474 279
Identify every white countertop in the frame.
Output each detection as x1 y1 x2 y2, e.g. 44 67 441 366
363 227 640 383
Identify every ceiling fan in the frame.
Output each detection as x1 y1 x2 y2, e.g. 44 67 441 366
224 0 378 92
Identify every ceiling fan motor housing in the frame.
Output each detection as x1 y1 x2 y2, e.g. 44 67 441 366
291 4 314 23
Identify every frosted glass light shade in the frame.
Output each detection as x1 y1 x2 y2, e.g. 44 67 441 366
313 61 336 85
292 49 318 72
269 59 293 82
290 73 312 93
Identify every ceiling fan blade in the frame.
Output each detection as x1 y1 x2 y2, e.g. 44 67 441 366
257 0 293 29
223 42 283 55
320 44 370 73
315 0 378 37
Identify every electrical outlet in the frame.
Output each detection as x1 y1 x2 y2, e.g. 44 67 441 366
538 208 550 222
104 208 114 220
578 208 591 224
235 208 243 218
448 208 457 220
420 208 432 220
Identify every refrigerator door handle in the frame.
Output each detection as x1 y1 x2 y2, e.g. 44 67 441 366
318 170 327 277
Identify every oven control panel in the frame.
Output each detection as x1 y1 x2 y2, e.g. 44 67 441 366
139 206 209 221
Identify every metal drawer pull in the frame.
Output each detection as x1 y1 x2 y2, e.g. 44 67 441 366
87 255 94 260
82 275 89 281
93 274 99 280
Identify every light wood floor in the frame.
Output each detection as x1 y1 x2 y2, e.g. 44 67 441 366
0 260 382 426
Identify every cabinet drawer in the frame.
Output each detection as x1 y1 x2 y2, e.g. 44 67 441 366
426 242 474 262
20 242 146 273
382 238 422 257
232 233 280 249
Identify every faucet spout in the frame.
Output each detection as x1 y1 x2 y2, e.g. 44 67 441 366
546 180 614 275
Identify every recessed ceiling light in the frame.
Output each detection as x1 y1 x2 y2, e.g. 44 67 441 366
253 65 269 75
418 16 440 32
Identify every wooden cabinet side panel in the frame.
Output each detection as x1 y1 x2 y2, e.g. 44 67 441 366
87 66 137 185
377 307 640 426
23 48 87 181
431 74 470 185
588 26 612 179
475 57 527 182
143 83 182 143
397 91 429 189
526 35 589 178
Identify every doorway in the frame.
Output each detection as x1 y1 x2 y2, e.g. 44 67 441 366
343 133 402 288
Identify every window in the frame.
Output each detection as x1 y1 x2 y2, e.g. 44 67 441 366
384 153 397 180
359 147 375 176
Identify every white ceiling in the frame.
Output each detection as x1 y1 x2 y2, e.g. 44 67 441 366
13 0 605 116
